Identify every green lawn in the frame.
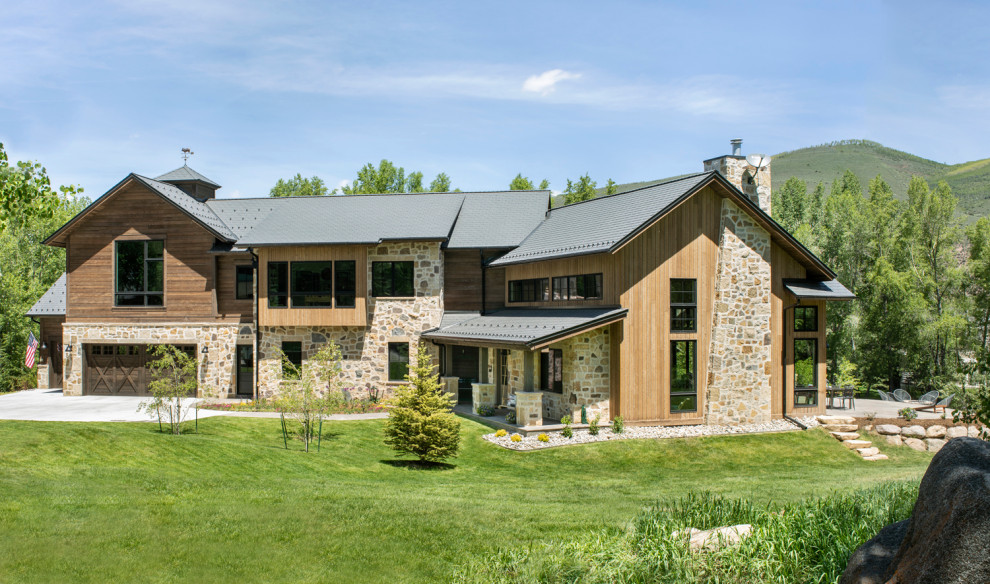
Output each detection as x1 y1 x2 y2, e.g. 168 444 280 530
0 417 931 583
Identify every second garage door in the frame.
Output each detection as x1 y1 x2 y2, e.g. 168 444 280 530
85 344 195 396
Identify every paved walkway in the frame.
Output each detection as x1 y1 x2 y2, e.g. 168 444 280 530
826 398 952 420
0 388 389 422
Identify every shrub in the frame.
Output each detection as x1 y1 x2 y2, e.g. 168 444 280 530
505 411 517 424
273 342 344 452
510 433 522 442
537 433 549 442
588 414 600 436
494 429 507 438
899 407 918 421
383 345 460 462
954 384 990 441
138 344 198 435
561 415 573 439
476 404 496 417
611 415 624 434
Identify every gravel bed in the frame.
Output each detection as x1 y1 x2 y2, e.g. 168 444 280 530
484 416 820 451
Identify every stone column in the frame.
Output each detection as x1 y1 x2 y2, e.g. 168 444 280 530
516 391 543 428
471 383 496 411
440 376 459 401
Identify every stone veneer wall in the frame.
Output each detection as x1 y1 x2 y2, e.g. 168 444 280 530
257 241 443 398
36 362 50 389
704 198 773 425
703 157 771 214
61 323 240 398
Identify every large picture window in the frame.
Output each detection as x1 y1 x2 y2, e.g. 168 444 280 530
388 342 409 381
335 261 356 308
670 279 697 332
268 262 288 308
115 240 164 306
508 278 549 302
290 261 332 307
794 338 818 406
670 340 697 412
794 306 818 332
372 262 414 297
235 265 253 300
552 273 603 301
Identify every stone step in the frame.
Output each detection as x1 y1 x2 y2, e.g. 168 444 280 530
843 439 873 449
857 447 880 457
862 454 889 461
818 415 856 425
831 431 861 441
822 424 859 433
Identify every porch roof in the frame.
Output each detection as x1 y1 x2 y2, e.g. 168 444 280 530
784 279 856 300
26 273 66 317
422 307 627 349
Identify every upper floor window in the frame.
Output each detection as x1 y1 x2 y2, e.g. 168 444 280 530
291 261 332 307
552 273 602 301
508 278 549 302
115 240 164 306
335 261 356 308
670 279 697 332
372 261 414 297
794 306 818 332
235 265 253 300
268 262 288 308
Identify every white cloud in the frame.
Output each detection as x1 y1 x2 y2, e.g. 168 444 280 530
522 69 582 96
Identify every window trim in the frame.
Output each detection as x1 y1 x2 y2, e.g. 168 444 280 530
507 277 549 303
235 265 253 300
114 239 165 307
670 339 698 413
372 261 415 298
670 278 697 333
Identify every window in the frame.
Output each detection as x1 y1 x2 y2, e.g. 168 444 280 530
281 341 302 380
235 265 253 300
268 262 288 308
372 261 414 297
539 349 563 393
794 306 818 332
670 279 697 332
794 338 818 406
498 349 509 387
335 261 356 308
508 278 549 302
115 240 164 306
388 342 409 381
290 261 332 307
670 340 697 412
552 273 603 301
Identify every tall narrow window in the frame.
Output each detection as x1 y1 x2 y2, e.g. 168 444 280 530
235 265 253 300
670 279 697 332
290 261 332 307
115 240 164 306
388 342 410 381
670 340 697 412
281 341 302 380
539 349 563 393
334 260 356 308
794 338 818 406
372 262 414 297
794 306 818 332
268 262 288 308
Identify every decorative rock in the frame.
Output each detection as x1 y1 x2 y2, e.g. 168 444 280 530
685 524 752 551
862 454 889 461
831 431 861 440
901 425 926 439
857 447 880 457
926 425 946 439
844 439 873 449
818 415 856 425
876 424 901 436
925 438 946 453
885 434 903 447
840 520 909 584
946 426 968 440
822 424 858 433
903 438 927 452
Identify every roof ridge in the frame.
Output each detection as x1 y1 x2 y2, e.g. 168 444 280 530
549 172 713 213
214 189 551 202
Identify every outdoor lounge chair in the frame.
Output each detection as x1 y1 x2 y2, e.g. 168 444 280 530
892 389 912 402
917 390 939 407
877 390 894 401
928 394 953 413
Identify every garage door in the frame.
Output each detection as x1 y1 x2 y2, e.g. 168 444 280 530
84 344 195 396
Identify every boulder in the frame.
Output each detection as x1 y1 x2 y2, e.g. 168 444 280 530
823 424 859 433
680 524 752 551
818 415 856 425
926 425 946 438
945 426 968 439
844 439 873 449
876 424 901 435
901 425 926 439
841 438 990 584
832 431 861 440
925 438 946 453
884 434 903 447
903 438 927 451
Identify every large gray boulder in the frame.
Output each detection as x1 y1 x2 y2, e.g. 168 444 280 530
840 437 990 584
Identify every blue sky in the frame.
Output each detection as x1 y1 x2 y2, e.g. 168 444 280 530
3 0 989 199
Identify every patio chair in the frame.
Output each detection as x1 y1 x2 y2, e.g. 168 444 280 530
933 394 953 414
877 390 894 401
917 390 939 407
892 388 912 402
840 387 856 410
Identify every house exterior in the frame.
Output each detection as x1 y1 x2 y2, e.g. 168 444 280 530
27 142 853 427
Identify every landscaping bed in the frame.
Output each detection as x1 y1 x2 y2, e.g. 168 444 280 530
199 397 386 415
856 417 971 430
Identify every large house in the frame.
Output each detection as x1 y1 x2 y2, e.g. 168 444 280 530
27 141 853 427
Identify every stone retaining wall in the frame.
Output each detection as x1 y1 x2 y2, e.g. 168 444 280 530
873 423 986 453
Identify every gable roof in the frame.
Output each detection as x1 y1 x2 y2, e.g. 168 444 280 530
155 165 221 188
421 307 628 349
26 273 66 317
44 174 238 246
447 190 550 249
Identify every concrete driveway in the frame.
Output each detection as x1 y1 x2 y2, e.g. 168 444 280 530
0 388 226 422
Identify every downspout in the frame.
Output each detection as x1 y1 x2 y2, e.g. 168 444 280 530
480 249 486 315
781 301 808 430
250 248 260 401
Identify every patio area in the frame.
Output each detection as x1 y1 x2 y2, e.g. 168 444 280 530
453 403 579 436
825 397 953 420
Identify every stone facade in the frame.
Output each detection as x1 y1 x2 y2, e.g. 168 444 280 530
704 156 771 214
61 323 240 398
36 362 50 389
704 198 773 425
257 241 443 398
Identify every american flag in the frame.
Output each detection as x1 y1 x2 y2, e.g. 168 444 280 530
25 332 38 369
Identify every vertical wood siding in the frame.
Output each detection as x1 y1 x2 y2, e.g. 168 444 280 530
257 245 367 327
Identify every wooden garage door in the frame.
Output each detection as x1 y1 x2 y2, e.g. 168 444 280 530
84 344 194 396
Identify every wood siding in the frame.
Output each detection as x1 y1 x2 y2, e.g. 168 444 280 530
65 182 222 323
217 255 254 322
502 253 617 308
257 245 367 327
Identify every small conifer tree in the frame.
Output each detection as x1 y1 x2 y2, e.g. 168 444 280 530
383 344 460 462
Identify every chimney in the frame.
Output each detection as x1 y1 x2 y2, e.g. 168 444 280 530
702 138 771 215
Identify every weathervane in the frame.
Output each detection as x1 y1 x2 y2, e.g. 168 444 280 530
181 147 194 164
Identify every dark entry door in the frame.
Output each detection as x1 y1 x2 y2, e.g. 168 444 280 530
47 339 63 388
236 345 253 397
451 346 479 403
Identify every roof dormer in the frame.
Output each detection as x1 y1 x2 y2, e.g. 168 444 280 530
155 164 221 201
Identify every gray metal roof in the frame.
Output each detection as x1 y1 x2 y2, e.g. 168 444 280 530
422 307 627 348
446 191 549 249
26 273 66 317
155 165 221 188
206 198 281 240
489 173 713 266
784 279 856 300
133 175 239 241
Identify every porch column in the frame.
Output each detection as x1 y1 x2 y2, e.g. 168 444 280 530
516 391 543 428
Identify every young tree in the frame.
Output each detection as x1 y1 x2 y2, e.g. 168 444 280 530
139 345 198 435
562 174 597 205
269 174 331 197
383 344 460 463
273 342 344 452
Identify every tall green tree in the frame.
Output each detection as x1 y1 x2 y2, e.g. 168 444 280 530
509 174 534 190
967 217 990 365
406 171 426 193
771 176 808 233
562 174 597 205
429 172 452 192
268 174 331 198
342 160 408 194
604 179 618 196
0 143 81 231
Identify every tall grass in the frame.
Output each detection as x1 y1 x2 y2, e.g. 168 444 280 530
453 482 917 584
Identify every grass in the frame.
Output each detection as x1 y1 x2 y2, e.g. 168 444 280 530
0 418 932 583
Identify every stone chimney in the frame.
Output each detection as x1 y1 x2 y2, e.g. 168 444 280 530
703 139 771 215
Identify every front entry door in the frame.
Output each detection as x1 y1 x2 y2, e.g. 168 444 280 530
451 346 479 404
236 345 253 397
